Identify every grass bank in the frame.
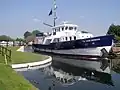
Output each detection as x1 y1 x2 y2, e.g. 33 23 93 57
8 46 48 64
0 63 37 90
0 54 5 63
0 46 49 90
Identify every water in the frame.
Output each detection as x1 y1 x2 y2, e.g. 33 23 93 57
18 46 120 90
18 59 120 90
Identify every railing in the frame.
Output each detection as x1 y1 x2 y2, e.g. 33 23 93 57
0 45 11 64
115 43 120 47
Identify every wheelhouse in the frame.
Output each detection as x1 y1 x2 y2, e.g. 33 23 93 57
38 22 93 45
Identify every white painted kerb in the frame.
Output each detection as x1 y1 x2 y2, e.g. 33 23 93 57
17 46 24 52
12 56 52 69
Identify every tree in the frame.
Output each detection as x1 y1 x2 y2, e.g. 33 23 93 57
16 38 25 42
32 30 41 36
25 35 35 43
0 35 13 41
24 31 32 39
107 24 120 41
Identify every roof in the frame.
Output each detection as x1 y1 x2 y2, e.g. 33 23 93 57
52 22 78 29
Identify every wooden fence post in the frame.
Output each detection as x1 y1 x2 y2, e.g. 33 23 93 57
6 41 8 47
9 50 12 63
0 46 1 54
2 46 4 56
4 54 7 65
0 46 12 64
5 48 7 61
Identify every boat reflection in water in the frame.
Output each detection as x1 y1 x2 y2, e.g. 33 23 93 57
41 59 114 86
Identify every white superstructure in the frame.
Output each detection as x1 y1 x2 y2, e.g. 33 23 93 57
42 22 93 45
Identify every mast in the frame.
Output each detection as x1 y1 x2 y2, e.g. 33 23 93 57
53 0 57 26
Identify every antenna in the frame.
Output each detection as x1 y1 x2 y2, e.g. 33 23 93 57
43 22 53 27
53 0 57 26
44 0 57 27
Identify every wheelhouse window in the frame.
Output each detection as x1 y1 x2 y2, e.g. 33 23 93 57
66 37 67 41
58 28 60 31
56 28 60 32
45 39 52 44
74 27 77 30
53 32 56 35
81 31 89 33
62 27 64 31
54 29 56 32
57 38 59 42
65 27 68 30
63 38 64 41
53 38 60 43
69 27 73 30
70 37 72 41
74 36 76 40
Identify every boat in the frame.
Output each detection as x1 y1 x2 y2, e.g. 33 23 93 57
32 0 114 60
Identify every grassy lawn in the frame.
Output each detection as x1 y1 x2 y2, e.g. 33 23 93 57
0 63 37 90
8 46 48 64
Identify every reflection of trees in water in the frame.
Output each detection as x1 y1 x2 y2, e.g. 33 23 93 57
42 65 114 86
112 64 120 74
112 59 120 74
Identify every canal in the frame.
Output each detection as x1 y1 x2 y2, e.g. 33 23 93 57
17 46 120 90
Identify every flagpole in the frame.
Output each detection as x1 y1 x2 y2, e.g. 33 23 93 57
53 0 57 26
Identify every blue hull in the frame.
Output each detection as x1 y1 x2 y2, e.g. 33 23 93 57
32 35 114 50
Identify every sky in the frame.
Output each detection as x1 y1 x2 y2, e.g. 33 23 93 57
0 0 120 38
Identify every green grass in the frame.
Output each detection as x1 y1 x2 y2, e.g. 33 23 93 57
0 46 48 90
8 46 48 64
0 54 5 63
8 46 20 51
0 46 47 90
0 63 37 90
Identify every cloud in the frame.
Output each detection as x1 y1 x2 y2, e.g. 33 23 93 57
33 18 40 22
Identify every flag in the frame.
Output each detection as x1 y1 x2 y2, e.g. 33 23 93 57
48 9 52 16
